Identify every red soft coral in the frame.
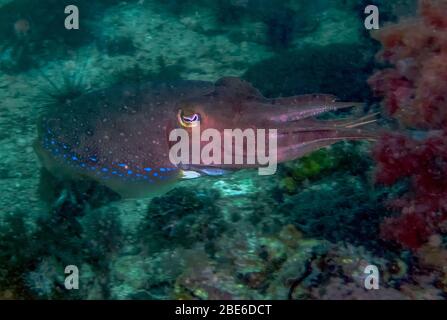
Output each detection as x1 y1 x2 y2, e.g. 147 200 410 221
369 0 447 130
380 211 433 250
369 0 447 250
374 132 447 249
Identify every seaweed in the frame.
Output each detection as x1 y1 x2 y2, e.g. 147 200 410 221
138 187 225 253
279 174 400 250
0 169 122 299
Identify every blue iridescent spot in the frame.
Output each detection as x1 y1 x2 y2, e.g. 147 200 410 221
160 168 166 172
89 157 98 162
144 167 152 172
118 163 127 167
153 172 158 177
72 156 78 161
112 171 117 175
102 168 108 172
80 163 86 167
127 170 133 175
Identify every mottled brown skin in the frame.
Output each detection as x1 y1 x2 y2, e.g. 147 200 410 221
35 77 377 197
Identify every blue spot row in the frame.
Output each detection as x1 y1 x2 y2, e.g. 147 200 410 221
43 131 178 184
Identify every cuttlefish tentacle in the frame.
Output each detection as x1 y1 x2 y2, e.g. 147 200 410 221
316 112 380 129
275 127 377 163
247 95 364 124
219 111 378 164
267 98 379 163
225 91 379 164
274 112 380 132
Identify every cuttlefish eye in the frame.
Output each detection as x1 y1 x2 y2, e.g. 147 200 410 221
178 109 201 128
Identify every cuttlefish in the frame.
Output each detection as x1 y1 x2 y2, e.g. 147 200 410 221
35 77 377 198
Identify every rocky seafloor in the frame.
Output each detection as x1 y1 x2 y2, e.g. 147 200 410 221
1 0 446 300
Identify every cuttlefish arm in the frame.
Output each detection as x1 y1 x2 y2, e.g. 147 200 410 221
245 94 363 123
195 78 380 165
250 98 378 163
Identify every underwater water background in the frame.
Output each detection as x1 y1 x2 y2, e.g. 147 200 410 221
2 0 446 300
